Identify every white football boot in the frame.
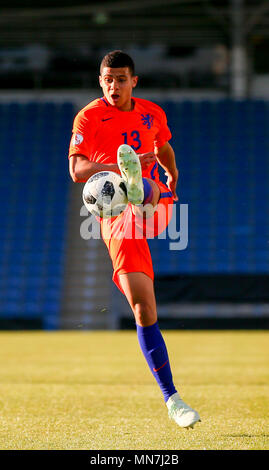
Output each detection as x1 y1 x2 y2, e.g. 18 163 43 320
117 144 144 205
166 392 201 429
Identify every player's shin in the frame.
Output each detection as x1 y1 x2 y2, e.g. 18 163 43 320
136 321 177 402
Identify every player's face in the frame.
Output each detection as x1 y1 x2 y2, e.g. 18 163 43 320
99 67 138 111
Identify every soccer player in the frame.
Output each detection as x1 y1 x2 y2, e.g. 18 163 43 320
68 50 200 429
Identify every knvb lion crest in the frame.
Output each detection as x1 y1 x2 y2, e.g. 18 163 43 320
141 113 154 129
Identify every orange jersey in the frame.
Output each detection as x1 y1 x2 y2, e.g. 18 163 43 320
68 96 172 182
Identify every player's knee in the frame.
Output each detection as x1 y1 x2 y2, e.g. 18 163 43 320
145 178 160 207
133 302 156 327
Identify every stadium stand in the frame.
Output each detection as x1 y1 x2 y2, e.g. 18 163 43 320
149 99 269 275
0 102 74 329
0 98 268 329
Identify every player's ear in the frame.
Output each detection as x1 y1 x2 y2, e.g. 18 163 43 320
132 75 138 88
99 75 103 88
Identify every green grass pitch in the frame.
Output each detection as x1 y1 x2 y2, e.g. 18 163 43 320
0 330 268 450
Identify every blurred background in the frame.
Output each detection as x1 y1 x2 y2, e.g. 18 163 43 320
0 0 268 330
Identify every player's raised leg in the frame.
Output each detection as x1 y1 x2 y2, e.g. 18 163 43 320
119 271 201 429
117 144 160 206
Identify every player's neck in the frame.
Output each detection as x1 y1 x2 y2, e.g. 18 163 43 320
116 98 135 112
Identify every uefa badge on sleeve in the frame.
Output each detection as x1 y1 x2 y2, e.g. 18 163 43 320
72 133 84 146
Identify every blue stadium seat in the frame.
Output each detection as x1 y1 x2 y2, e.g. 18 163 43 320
150 99 269 275
0 101 74 326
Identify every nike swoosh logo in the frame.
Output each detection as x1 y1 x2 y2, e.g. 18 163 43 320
153 360 169 372
101 117 113 121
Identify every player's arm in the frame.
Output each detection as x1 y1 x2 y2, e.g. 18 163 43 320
155 142 179 201
69 154 120 183
69 152 157 183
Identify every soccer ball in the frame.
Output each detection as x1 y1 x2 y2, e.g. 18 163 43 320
83 171 128 218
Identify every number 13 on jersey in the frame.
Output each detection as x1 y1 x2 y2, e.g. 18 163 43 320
122 130 141 151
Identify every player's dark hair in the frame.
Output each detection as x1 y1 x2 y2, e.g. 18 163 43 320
100 50 135 76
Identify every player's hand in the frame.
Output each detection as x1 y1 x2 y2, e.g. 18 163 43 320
165 170 179 201
138 152 156 170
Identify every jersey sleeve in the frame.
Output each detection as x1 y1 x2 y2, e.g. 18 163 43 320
68 111 95 159
154 108 172 149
